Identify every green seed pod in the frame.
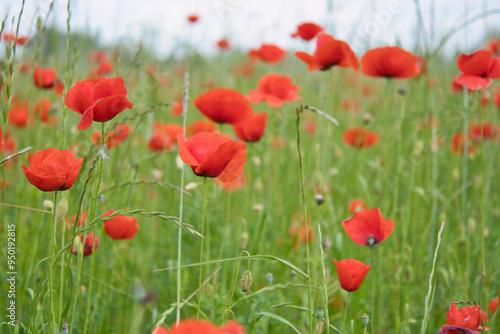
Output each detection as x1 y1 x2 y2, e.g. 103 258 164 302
43 200 54 211
315 307 325 319
56 198 69 220
240 270 253 292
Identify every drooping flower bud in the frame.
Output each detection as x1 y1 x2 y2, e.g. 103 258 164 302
240 270 253 292
56 198 69 219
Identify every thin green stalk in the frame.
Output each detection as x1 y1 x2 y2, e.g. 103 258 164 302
58 199 67 328
176 58 189 325
47 190 58 333
83 123 105 334
461 87 470 277
196 177 207 319
318 224 330 334
224 251 250 324
61 0 71 148
392 91 406 221
341 292 350 333
295 106 314 334
478 91 487 304
371 248 377 334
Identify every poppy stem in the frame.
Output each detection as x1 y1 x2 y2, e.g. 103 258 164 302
371 248 377 334
47 190 58 334
461 86 470 281
196 176 207 320
295 106 314 334
341 292 350 333
224 250 250 324
478 91 487 304
83 123 105 334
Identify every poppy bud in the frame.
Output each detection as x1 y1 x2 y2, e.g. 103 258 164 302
56 198 69 220
240 232 249 249
315 307 325 319
43 200 54 210
361 313 370 326
240 270 253 292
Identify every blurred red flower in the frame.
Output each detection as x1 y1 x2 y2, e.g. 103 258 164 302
0 126 3 153
489 297 499 314
34 98 53 124
469 123 499 141
33 67 57 88
291 22 324 41
454 50 500 90
152 319 245 334
486 38 499 55
343 127 378 148
67 211 88 227
342 208 394 247
194 88 253 124
148 132 173 152
92 124 131 148
65 77 133 130
216 171 247 192
333 259 371 292
249 44 287 63
247 74 301 107
177 132 246 182
348 199 367 213
72 232 98 257
171 101 183 116
2 32 30 45
217 38 230 50
8 102 29 128
452 133 477 155
233 112 268 142
187 15 199 23
295 33 358 71
361 46 420 78
22 148 83 192
103 210 139 240
187 119 217 137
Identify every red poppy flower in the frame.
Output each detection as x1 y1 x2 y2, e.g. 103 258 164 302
34 98 52 124
295 33 359 71
0 126 4 153
469 123 499 141
361 46 420 79
177 132 246 182
163 124 184 142
148 132 173 152
8 103 29 127
2 32 30 45
93 124 131 148
65 77 133 130
194 88 253 124
33 67 57 88
217 38 230 50
249 44 287 63
454 50 500 90
21 148 83 192
445 303 482 330
333 259 372 292
187 119 218 136
87 50 108 63
187 15 199 23
489 297 499 314
247 74 301 107
343 127 378 148
487 38 499 55
153 319 245 334
103 210 139 240
291 22 324 41
452 133 477 155
67 211 88 227
171 101 183 116
348 199 367 213
342 208 394 247
233 112 268 142
303 120 316 135
72 232 98 257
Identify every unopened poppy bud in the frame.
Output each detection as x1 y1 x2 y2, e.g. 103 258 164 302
315 307 325 319
240 270 253 292
240 232 249 249
315 193 324 206
361 313 370 326
43 200 54 210
56 198 69 219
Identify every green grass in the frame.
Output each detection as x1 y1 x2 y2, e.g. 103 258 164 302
1 9 500 334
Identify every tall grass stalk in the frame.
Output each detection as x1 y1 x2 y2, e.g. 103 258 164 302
295 106 314 334
318 224 330 334
47 191 58 333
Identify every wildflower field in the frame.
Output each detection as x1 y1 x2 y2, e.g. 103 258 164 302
1 1 500 333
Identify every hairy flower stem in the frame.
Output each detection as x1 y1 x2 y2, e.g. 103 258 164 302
83 123 105 334
341 292 351 333
196 177 207 319
296 107 314 334
371 248 377 334
47 190 58 333
461 87 470 279
478 91 487 304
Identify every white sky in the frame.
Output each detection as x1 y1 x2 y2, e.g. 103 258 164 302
1 0 500 58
